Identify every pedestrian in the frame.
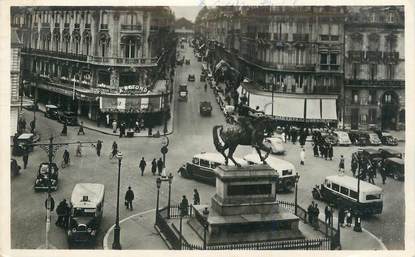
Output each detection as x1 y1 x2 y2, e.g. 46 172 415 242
63 148 70 166
324 144 329 160
106 114 110 127
351 155 358 177
324 205 331 224
77 121 85 135
313 143 318 157
119 123 123 138
11 159 21 176
338 207 346 227
76 141 82 157
139 157 146 176
193 189 200 205
379 162 387 185
96 140 102 157
22 147 29 169
291 129 297 144
111 141 118 158
55 199 68 227
346 209 353 227
135 120 140 133
61 122 67 136
339 155 345 174
368 164 375 184
328 144 333 161
307 202 314 224
157 158 163 176
313 203 320 230
30 119 36 134
125 186 135 210
300 147 305 165
151 158 157 176
180 195 189 216
112 120 117 133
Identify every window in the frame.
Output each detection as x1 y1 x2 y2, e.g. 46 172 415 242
294 75 304 88
350 190 358 200
352 90 359 104
369 64 377 80
332 183 339 191
368 90 376 104
340 186 349 195
366 194 381 200
384 93 393 103
352 63 359 79
210 162 220 169
386 64 395 80
282 170 293 176
140 98 149 110
199 159 210 168
192 158 199 165
320 53 327 64
330 54 337 65
360 114 367 124
369 109 377 123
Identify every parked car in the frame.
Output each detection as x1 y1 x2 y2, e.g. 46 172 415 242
199 101 212 116
45 104 60 119
59 111 78 125
368 132 382 146
13 133 35 156
34 162 59 191
353 148 383 166
375 130 398 146
67 183 105 247
262 137 285 155
178 84 188 102
244 153 295 192
349 131 370 146
321 132 338 145
378 148 403 160
178 152 247 185
334 131 351 146
383 157 404 181
185 59 190 65
188 74 195 82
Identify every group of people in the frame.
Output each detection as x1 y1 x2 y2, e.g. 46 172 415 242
307 201 320 230
55 199 71 228
312 132 335 161
179 189 201 216
137 156 165 176
283 126 309 146
351 153 387 185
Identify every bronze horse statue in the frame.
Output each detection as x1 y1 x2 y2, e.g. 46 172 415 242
213 115 273 167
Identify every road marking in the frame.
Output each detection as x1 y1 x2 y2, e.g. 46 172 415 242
102 208 155 250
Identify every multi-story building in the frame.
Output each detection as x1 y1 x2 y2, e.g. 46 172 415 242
344 6 404 131
10 27 23 135
11 6 176 127
196 6 347 126
174 17 194 40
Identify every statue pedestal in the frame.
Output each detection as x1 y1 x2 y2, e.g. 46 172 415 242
188 165 304 245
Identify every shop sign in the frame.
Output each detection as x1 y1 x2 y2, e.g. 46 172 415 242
117 98 126 110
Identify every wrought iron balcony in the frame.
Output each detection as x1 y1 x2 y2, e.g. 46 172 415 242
383 51 399 64
292 33 309 42
366 51 382 62
21 48 87 62
319 64 340 71
87 56 159 66
345 79 405 87
85 24 91 29
121 24 142 31
100 24 108 30
347 51 364 62
41 22 50 28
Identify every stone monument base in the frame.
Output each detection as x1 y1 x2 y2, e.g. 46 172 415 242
188 205 304 246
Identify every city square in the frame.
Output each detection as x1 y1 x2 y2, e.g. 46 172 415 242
7 5 408 252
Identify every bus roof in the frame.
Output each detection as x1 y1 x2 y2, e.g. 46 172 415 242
386 157 404 165
17 133 34 140
325 175 382 193
243 153 295 171
193 152 247 166
71 183 105 209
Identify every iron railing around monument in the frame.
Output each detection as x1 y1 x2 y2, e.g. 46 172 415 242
155 202 339 250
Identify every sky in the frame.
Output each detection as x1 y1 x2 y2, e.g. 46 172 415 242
170 6 204 22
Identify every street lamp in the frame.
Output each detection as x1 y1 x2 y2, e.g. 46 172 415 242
294 172 300 216
155 177 162 224
112 152 123 250
167 173 173 218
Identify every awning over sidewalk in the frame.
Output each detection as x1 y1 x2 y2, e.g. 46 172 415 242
321 99 337 121
275 97 305 120
305 99 321 121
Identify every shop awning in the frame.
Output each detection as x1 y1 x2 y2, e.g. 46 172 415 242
321 99 337 121
275 97 305 120
306 98 321 121
10 108 18 135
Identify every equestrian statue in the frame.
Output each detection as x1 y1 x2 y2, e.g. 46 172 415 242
212 104 273 167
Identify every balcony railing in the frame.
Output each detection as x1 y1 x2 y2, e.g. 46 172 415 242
348 51 364 62
87 56 159 66
366 51 382 62
21 48 88 62
345 79 405 87
121 24 142 31
293 33 309 42
260 82 340 95
85 23 91 29
100 24 108 30
41 22 50 28
320 64 340 71
74 23 80 29
383 51 399 63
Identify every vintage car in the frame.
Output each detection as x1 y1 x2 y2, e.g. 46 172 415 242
199 101 212 116
375 130 398 146
333 131 352 146
378 148 403 160
178 84 188 102
353 148 383 167
383 157 404 181
67 183 105 246
243 153 295 192
178 152 247 186
58 111 78 125
185 59 191 65
262 136 285 155
321 132 338 145
176 57 184 66
44 104 60 119
34 162 59 191
188 74 195 82
368 132 382 146
13 133 35 156
312 175 383 216
348 131 370 146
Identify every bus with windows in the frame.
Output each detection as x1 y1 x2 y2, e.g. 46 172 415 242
178 152 247 186
312 175 383 216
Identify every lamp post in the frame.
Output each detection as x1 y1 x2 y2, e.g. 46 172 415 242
167 173 173 218
294 172 300 216
112 152 123 250
271 82 275 116
155 177 162 224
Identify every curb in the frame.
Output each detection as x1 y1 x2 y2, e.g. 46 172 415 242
103 209 156 250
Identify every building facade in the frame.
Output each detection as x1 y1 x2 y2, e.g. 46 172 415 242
344 6 404 131
196 6 347 125
11 6 176 127
11 27 23 135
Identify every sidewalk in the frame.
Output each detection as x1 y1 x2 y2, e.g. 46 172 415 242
36 101 174 137
103 208 387 250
